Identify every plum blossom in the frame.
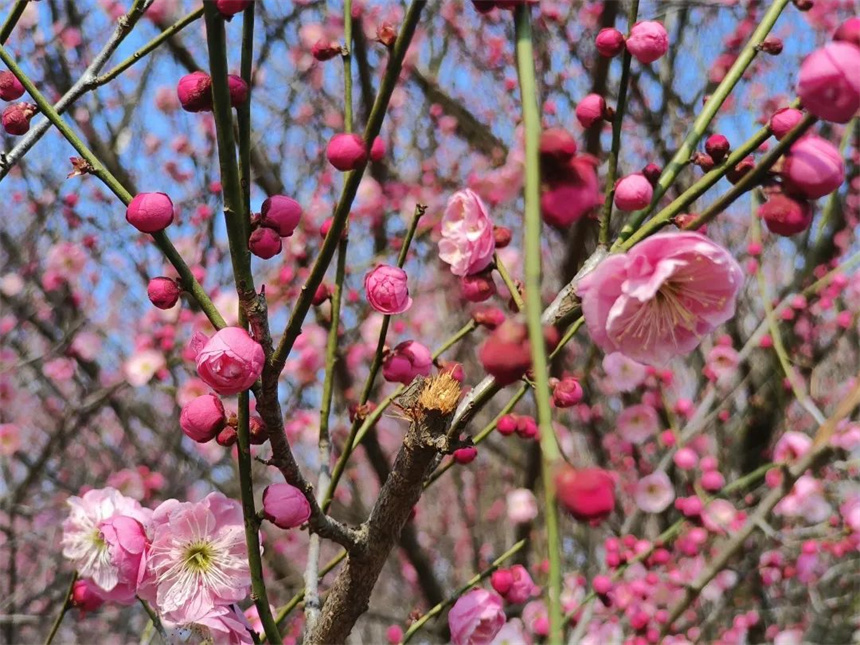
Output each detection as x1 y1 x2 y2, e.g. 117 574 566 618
773 431 812 463
139 492 250 623
506 488 538 524
617 404 659 444
448 588 506 645
124 349 166 387
602 352 647 392
438 189 496 277
577 232 743 365
774 475 832 523
195 328 265 396
163 605 254 645
634 471 675 513
61 488 152 601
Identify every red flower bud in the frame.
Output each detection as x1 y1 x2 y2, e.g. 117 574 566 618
312 39 342 62
0 71 25 101
377 22 397 47
2 102 35 135
705 134 730 164
493 226 512 248
176 71 213 113
595 28 626 58
147 277 181 309
227 74 249 107
326 133 367 171
249 226 282 259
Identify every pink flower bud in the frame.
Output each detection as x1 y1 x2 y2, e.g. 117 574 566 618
312 39 342 61
782 136 845 199
460 272 496 302
614 173 654 211
227 74 249 107
448 589 506 645
834 17 860 48
479 320 532 385
326 133 367 171
642 163 661 184
2 102 35 135
540 128 577 162
472 306 505 329
575 93 607 128
491 569 514 596
673 447 698 470
377 22 397 47
386 626 404 645
215 0 253 17
263 483 311 529
147 277 181 309
364 264 412 314
216 425 238 446
439 360 465 382
125 192 174 233
626 21 669 64
691 151 715 171
0 71 24 101
700 469 725 491
595 27 625 58
497 414 518 436
593 574 612 596
260 195 302 237
382 340 433 384
176 71 213 113
370 136 386 162
516 415 538 440
312 283 331 306
726 156 755 184
493 226 512 248
249 226 282 259
705 134 730 164
195 327 265 395
769 107 804 140
453 446 478 464
760 36 783 55
796 42 860 123
552 376 583 408
758 194 813 236
504 565 536 604
71 580 105 613
180 394 227 443
555 466 616 523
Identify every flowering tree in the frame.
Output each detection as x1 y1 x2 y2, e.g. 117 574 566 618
1 0 859 643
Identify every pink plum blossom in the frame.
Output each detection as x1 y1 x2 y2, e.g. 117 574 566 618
438 189 496 277
634 471 675 513
577 232 744 365
262 483 311 529
506 488 538 524
124 349 166 387
617 404 660 444
448 588 506 645
382 340 433 384
365 265 413 314
602 352 647 392
195 328 265 396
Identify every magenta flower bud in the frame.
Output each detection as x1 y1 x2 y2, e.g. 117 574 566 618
493 226 512 248
614 173 654 211
595 27 625 58
705 134 730 164
575 93 607 128
370 136 386 162
782 136 845 199
125 192 174 233
504 565 536 604
382 340 433 384
552 376 584 408
71 580 105 613
460 272 496 303
555 466 616 522
227 74 249 107
312 283 331 306
196 327 265 395
326 133 367 171
796 42 860 124
453 446 478 464
479 320 532 385
147 277 181 309
834 17 860 48
249 226 282 259
215 0 253 17
260 195 302 237
642 163 661 185
516 415 538 439
248 415 268 445
439 360 465 382
0 71 24 101
758 194 813 236
726 156 755 184
539 128 577 163
472 306 505 329
263 483 311 529
176 71 213 113
497 414 518 436
180 394 227 443
760 36 783 55
769 107 804 140
2 102 35 135
490 569 514 596
364 264 412 314
626 21 669 64
691 151 715 171
376 22 397 47
312 39 342 62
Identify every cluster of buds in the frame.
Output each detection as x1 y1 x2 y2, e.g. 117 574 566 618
248 194 303 259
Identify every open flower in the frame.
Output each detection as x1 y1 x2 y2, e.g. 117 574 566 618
448 588 506 645
195 327 265 396
634 471 675 514
139 492 250 624
577 232 743 365
438 189 496 277
61 488 152 602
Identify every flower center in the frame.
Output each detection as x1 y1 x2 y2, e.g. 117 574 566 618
91 528 108 551
183 540 215 573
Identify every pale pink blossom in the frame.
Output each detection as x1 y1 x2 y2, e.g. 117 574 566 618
774 475 832 523
617 404 659 445
602 352 647 392
773 431 812 463
840 495 860 533
702 499 738 535
438 189 496 277
506 489 538 524
0 423 20 456
634 471 675 513
139 492 250 623
124 349 166 387
577 232 743 365
448 588 506 645
61 488 152 600
164 605 254 645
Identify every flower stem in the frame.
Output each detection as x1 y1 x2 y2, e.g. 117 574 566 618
0 0 27 44
513 5 563 643
494 252 523 312
598 0 638 247
44 572 77 645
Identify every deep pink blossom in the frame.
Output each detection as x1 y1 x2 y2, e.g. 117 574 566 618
382 340 433 384
364 265 413 314
626 21 669 64
180 394 227 443
195 327 265 396
262 483 311 529
796 42 860 123
438 189 496 277
782 136 845 199
577 232 744 365
448 588 506 645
